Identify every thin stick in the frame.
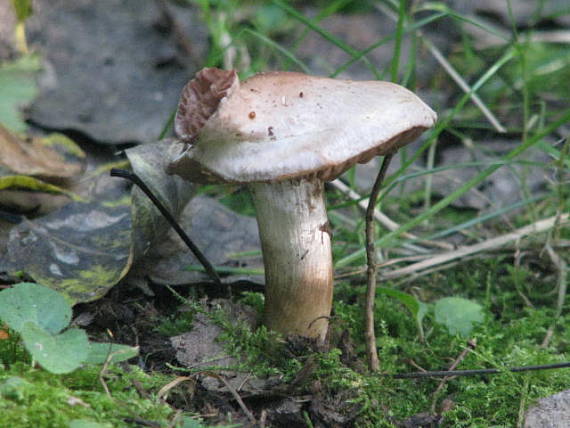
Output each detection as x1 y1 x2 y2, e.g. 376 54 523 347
541 243 568 348
382 214 569 280
330 179 453 251
110 168 222 286
98 337 116 398
422 37 507 133
203 372 257 425
430 339 476 413
365 153 394 371
385 361 570 379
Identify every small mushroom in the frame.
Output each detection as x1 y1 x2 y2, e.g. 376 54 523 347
168 68 436 341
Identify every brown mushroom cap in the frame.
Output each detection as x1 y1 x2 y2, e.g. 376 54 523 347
169 68 437 183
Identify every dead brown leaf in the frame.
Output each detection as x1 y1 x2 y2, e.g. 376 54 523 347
0 124 85 179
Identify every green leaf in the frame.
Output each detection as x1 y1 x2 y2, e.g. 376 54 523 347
177 418 206 428
0 55 40 132
0 282 72 334
68 419 113 428
20 322 89 374
85 342 139 365
434 297 484 338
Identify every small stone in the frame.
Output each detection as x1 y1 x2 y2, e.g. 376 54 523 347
525 390 570 428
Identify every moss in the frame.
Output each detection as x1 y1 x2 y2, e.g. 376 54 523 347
321 259 570 425
202 258 570 425
216 317 301 378
0 363 177 428
154 311 195 337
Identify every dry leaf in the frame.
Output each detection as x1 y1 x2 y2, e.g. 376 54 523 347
0 124 85 179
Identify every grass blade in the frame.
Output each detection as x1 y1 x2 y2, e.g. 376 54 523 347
241 28 311 73
336 108 570 267
272 0 382 79
389 0 407 82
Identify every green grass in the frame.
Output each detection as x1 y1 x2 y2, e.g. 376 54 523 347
3 0 570 426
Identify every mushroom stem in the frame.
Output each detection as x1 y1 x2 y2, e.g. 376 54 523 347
251 178 333 341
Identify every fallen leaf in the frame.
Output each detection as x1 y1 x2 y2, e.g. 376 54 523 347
171 299 257 370
126 141 194 260
5 142 193 303
0 125 86 213
130 194 263 286
0 124 85 179
6 188 133 302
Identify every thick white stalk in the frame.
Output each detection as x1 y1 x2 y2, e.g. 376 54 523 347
250 178 333 341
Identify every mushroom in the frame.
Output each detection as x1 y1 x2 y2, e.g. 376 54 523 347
168 68 437 341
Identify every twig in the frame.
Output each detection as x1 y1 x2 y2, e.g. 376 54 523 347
203 371 257 425
157 376 195 401
259 410 267 428
337 241 570 282
467 24 570 49
385 361 570 379
365 153 394 372
407 359 428 373
395 260 465 287
423 37 507 133
382 214 569 279
98 342 114 398
331 179 453 251
513 246 534 308
541 243 568 347
110 168 223 287
334 254 433 279
430 339 477 413
168 410 184 428
123 417 161 428
237 373 252 392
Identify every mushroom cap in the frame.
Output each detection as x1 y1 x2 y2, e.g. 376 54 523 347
168 68 437 183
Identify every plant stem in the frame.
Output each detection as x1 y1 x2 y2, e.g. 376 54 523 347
110 168 222 287
365 153 394 371
385 361 570 379
431 339 477 413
